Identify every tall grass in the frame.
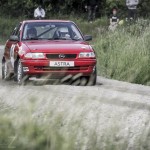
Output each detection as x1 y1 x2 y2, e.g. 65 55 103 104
0 103 76 150
94 21 150 85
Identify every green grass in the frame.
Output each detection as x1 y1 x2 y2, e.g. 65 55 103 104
94 22 150 85
0 16 149 85
0 104 75 150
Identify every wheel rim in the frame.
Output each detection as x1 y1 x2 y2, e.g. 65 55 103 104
17 61 23 83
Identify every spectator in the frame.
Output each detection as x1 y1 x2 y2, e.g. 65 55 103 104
126 0 139 21
109 8 119 31
34 5 46 19
85 0 98 23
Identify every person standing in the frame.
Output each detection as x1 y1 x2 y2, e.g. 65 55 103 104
126 0 139 20
85 0 98 23
34 5 46 19
109 8 120 31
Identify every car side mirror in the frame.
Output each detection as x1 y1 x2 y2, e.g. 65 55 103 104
9 35 19 41
84 35 92 41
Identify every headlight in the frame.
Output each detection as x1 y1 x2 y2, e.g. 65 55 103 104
79 52 95 58
24 53 45 59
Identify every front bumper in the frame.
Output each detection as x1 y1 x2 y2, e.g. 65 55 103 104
21 59 96 78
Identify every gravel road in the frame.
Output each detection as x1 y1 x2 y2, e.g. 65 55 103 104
0 45 150 149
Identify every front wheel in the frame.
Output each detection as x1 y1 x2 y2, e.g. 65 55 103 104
89 67 97 86
17 59 29 85
80 67 97 86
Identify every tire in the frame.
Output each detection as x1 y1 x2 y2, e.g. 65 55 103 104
80 67 97 86
16 59 29 85
2 60 9 80
13 59 18 81
87 67 97 86
80 76 89 86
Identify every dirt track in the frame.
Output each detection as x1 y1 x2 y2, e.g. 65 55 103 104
0 45 150 149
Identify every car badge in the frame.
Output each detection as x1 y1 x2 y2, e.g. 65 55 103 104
59 54 65 59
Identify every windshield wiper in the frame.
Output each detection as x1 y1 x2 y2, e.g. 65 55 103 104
53 37 68 40
72 38 82 41
37 27 56 38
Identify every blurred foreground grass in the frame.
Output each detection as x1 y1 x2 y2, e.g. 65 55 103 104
0 94 150 150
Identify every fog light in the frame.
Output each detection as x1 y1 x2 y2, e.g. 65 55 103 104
23 67 29 72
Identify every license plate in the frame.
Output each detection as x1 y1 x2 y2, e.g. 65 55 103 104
50 61 74 67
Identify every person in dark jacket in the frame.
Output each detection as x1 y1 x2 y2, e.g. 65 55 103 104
85 0 98 22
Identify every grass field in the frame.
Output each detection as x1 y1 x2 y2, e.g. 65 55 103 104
94 21 150 85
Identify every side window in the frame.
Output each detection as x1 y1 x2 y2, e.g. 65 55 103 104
11 23 22 37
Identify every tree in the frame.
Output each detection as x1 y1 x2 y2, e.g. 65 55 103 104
0 0 149 18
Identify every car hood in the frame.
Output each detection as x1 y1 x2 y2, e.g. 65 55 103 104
23 40 92 53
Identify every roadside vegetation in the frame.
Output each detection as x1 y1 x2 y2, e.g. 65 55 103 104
94 19 150 85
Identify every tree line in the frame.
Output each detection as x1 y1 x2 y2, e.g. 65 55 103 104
0 0 149 18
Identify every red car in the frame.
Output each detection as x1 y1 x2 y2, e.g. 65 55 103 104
2 20 97 85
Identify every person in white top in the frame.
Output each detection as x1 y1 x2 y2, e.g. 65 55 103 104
126 0 139 20
34 5 45 19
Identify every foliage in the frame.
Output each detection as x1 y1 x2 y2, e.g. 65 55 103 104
0 17 21 43
0 0 150 18
139 0 150 17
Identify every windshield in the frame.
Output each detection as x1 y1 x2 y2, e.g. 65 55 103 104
22 22 83 41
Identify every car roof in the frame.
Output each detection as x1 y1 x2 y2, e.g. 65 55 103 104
22 20 73 24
